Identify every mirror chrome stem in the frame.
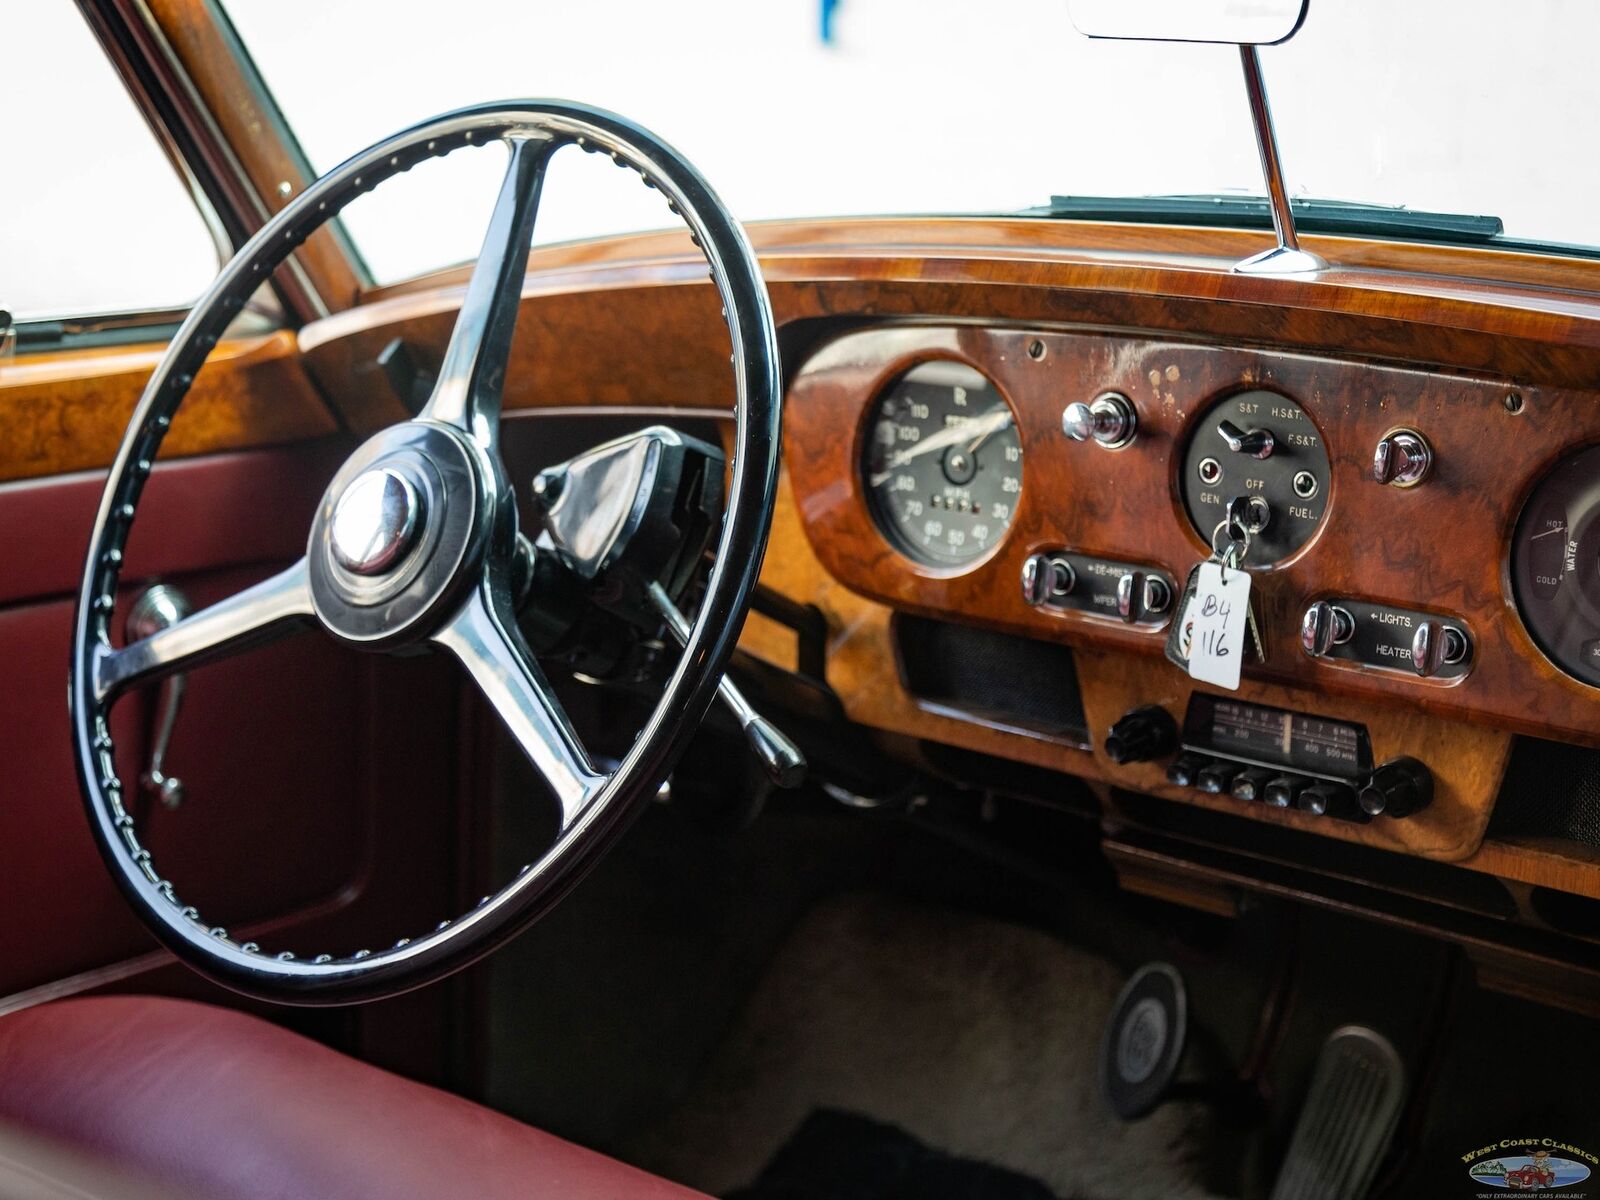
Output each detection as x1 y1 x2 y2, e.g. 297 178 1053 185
1233 45 1324 276
647 582 806 790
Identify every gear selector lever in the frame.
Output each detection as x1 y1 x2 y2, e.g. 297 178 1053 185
647 581 806 790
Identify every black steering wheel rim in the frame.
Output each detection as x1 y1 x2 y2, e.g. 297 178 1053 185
69 101 781 1005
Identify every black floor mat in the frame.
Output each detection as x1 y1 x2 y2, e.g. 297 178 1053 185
728 1109 1064 1200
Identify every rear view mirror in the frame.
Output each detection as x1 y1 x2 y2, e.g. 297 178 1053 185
1066 0 1318 275
1067 0 1307 45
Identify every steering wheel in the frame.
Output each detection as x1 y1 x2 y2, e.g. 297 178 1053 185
69 102 781 1005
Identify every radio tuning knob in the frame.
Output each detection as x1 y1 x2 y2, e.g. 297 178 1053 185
1373 430 1433 487
1359 757 1433 819
1411 619 1469 677
1300 601 1356 657
1104 705 1177 765
1216 419 1275 459
1063 392 1137 449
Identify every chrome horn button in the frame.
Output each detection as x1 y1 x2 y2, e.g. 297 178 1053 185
329 467 422 576
307 423 484 647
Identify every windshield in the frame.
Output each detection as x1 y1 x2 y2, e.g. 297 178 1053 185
223 0 1600 284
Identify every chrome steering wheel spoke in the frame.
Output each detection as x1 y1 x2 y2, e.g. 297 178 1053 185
418 135 555 452
433 580 607 827
93 558 315 703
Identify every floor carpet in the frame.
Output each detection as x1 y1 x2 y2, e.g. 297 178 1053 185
629 892 1218 1200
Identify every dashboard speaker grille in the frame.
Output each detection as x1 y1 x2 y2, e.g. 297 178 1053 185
1489 736 1600 849
893 615 1087 744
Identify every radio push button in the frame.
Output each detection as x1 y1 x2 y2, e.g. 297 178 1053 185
1298 781 1368 822
1165 753 1209 788
1195 761 1240 794
1262 775 1308 809
1228 768 1275 802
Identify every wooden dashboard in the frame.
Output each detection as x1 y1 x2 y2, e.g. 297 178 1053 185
18 215 1600 906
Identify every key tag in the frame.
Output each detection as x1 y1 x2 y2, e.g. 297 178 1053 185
1164 521 1263 690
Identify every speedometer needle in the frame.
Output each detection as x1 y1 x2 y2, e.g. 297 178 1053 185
869 404 1012 487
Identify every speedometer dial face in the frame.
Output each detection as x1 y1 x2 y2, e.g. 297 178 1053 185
861 362 1023 568
1511 443 1600 686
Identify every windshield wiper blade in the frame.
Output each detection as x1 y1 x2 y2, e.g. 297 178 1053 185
1027 194 1504 243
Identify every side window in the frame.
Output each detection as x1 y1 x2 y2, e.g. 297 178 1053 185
2 7 223 322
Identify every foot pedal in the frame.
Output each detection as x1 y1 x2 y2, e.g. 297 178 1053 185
1099 962 1188 1120
1270 1026 1405 1200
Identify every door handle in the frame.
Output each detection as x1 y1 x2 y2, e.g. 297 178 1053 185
125 584 192 809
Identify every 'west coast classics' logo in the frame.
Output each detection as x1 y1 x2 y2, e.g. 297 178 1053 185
1464 1140 1595 1193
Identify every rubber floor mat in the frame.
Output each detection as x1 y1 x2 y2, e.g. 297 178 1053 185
729 1109 1065 1200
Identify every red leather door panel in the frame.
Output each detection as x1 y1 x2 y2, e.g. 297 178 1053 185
0 444 465 1002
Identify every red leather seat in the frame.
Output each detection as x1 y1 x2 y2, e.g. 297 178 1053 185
0 996 707 1200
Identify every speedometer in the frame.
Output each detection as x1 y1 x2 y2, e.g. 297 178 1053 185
861 362 1023 568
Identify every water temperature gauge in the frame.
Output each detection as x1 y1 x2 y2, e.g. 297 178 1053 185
861 361 1023 568
1511 443 1600 685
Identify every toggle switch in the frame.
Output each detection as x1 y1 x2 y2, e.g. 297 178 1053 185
1217 419 1275 459
1411 619 1470 678
1301 601 1356 658
1373 430 1433 487
1022 553 1076 606
1062 392 1137 449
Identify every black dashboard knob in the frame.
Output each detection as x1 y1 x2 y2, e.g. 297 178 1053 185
1105 706 1178 765
1359 757 1434 818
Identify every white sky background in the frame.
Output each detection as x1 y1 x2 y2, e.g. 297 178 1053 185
6 0 1600 316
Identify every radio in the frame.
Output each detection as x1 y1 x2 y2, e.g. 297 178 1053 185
1154 695 1433 823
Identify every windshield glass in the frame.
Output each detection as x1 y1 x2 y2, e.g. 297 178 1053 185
223 0 1600 284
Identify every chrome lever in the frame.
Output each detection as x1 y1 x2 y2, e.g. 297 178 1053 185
125 584 193 809
646 582 806 789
